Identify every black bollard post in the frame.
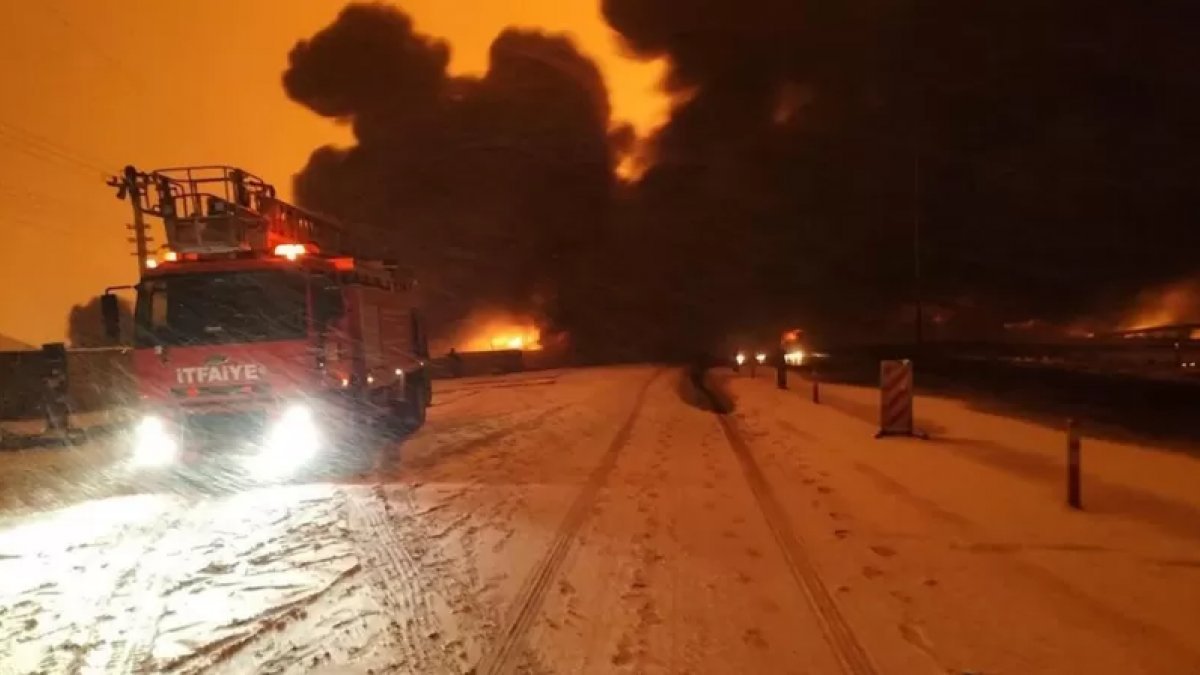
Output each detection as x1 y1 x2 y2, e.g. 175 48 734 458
776 354 787 390
812 369 821 404
1067 418 1082 509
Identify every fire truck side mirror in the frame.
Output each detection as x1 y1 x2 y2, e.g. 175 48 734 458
100 293 121 342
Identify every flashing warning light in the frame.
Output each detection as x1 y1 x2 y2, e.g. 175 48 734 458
755 352 767 364
735 352 747 365
274 243 307 261
163 250 179 262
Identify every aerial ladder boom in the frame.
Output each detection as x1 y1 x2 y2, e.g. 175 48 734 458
110 165 359 258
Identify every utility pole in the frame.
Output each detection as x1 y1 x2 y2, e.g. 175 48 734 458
109 165 149 274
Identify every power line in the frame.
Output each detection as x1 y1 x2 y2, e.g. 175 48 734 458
0 136 110 181
3 212 86 240
0 123 115 176
0 184 118 224
0 120 115 171
4 213 141 269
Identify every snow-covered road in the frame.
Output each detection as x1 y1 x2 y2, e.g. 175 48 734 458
3 365 1200 673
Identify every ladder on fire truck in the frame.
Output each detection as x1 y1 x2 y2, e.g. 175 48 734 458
108 165 361 264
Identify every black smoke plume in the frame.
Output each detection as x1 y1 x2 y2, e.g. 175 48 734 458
604 0 1200 342
284 4 621 348
288 1 1200 355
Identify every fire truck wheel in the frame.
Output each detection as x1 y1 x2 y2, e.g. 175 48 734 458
396 379 428 429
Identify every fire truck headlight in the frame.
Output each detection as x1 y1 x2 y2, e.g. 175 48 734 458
250 404 320 477
133 415 178 467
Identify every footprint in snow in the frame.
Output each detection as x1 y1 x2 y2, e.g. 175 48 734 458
743 627 769 649
611 638 634 666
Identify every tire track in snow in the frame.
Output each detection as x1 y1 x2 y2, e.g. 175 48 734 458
702 381 879 675
347 487 460 674
390 485 501 667
98 502 205 674
476 368 663 675
400 403 572 475
48 516 172 675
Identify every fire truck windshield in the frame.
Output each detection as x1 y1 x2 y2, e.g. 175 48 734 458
135 270 307 346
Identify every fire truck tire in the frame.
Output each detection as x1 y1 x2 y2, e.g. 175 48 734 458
397 378 428 429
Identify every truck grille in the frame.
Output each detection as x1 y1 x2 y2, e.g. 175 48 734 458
183 411 267 446
172 383 272 398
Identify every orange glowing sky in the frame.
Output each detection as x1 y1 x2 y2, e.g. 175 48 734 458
0 1 667 347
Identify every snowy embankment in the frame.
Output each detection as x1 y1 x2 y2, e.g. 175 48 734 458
721 369 1200 673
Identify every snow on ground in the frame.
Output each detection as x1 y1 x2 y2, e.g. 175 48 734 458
724 368 1200 674
0 439 130 521
2 364 1200 673
0 486 360 674
523 368 845 673
0 366 662 674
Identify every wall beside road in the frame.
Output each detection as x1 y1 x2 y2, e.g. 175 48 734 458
0 350 42 419
0 348 134 420
428 350 526 379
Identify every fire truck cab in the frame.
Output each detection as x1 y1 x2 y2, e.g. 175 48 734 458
102 166 429 474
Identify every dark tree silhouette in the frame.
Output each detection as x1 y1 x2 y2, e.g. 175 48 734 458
66 295 133 348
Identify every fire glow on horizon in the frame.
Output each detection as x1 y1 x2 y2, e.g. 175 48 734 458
1121 277 1200 331
452 310 543 353
487 330 540 351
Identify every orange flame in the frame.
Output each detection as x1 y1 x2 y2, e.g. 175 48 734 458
450 309 543 353
486 329 541 352
1121 278 1200 330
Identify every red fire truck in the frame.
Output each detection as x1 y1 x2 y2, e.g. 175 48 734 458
101 166 430 475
